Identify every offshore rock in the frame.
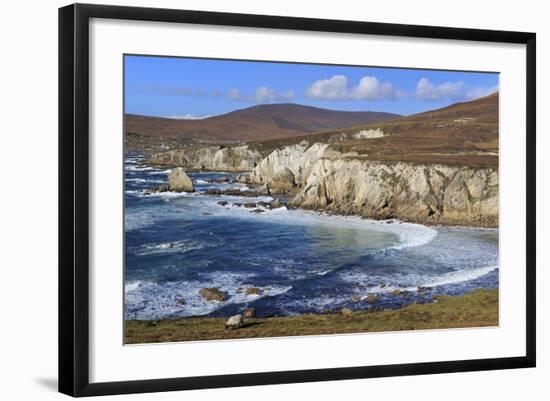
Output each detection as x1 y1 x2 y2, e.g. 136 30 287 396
168 168 194 192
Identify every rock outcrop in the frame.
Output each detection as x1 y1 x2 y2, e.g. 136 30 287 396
291 158 498 227
352 128 385 139
168 168 194 192
225 314 244 329
247 141 329 193
238 140 498 226
199 287 226 302
149 145 262 172
146 137 499 227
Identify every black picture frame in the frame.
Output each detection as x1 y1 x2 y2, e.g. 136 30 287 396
59 3 536 397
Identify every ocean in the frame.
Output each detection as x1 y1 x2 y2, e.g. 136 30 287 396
124 153 499 320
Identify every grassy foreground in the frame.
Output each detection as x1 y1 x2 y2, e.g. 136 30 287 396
125 289 498 344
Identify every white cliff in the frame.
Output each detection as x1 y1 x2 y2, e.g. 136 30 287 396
148 145 262 172
147 138 498 226
248 141 329 193
292 158 498 226
245 141 498 226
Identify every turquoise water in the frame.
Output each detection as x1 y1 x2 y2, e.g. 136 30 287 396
124 154 499 320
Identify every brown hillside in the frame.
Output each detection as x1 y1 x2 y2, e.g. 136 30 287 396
262 93 498 168
125 103 399 142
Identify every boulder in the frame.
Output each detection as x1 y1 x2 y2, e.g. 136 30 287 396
351 294 361 303
199 287 226 302
340 308 353 316
143 185 168 195
209 177 230 183
271 198 282 208
204 189 222 196
245 287 262 296
168 168 194 192
225 314 244 330
365 294 379 303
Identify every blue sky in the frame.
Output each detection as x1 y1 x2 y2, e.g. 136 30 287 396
124 55 499 118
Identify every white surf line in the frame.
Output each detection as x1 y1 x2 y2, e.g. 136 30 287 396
247 207 439 251
124 277 293 319
362 264 498 296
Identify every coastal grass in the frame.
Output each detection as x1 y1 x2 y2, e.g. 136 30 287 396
125 288 498 344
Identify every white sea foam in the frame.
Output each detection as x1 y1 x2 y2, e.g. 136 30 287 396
280 263 498 314
125 177 164 184
418 265 498 288
125 165 155 172
146 169 172 175
125 178 148 183
124 274 292 319
137 190 194 199
125 210 157 231
342 264 498 295
131 239 204 256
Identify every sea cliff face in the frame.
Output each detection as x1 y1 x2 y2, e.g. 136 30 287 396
147 140 498 227
292 158 498 227
248 141 329 193
148 145 262 172
246 142 498 227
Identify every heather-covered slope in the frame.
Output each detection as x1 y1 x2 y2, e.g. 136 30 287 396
125 103 399 143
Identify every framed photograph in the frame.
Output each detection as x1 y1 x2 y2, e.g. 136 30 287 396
59 3 536 397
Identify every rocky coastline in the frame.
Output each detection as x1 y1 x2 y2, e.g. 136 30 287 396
141 137 498 227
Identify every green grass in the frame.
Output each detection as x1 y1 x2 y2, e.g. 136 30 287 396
125 288 498 344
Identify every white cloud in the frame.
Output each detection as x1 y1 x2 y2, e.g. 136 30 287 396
415 78 498 102
352 76 394 100
228 87 294 103
415 78 465 101
306 75 350 100
166 113 214 120
306 75 404 101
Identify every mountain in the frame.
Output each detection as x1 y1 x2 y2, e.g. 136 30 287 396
125 103 400 142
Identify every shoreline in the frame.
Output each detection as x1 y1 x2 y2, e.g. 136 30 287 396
125 288 498 344
129 161 499 229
